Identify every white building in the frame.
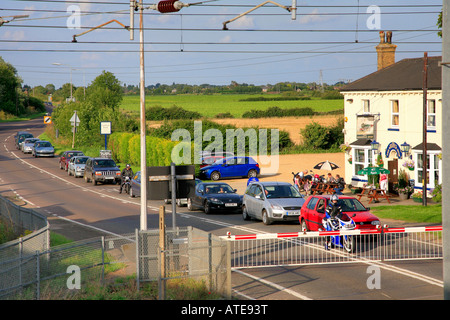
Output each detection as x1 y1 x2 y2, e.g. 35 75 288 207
340 31 442 194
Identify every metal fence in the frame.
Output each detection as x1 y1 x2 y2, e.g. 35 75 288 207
0 227 230 299
0 194 50 264
221 226 443 269
136 227 231 299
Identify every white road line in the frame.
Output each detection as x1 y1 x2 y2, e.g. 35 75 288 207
234 269 313 300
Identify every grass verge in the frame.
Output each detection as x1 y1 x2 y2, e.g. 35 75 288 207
371 204 442 224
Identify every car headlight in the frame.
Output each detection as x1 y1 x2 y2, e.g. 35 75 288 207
210 198 223 204
270 204 283 211
371 220 381 226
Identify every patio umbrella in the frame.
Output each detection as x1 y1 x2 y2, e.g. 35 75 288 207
357 166 390 175
313 160 340 171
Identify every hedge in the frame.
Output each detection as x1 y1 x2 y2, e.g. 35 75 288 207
108 132 193 166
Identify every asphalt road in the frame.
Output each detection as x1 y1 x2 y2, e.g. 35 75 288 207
0 117 444 300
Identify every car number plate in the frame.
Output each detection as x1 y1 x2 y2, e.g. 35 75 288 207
225 203 237 207
286 211 299 216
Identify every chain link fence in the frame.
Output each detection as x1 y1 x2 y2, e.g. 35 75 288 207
136 227 231 299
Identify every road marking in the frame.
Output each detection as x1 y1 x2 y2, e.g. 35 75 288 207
234 269 313 300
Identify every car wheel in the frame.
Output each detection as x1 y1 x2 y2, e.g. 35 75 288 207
187 198 194 211
210 171 220 181
247 169 257 178
262 210 272 225
242 205 250 221
204 201 212 214
301 219 309 232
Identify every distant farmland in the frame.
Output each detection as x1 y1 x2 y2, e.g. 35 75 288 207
120 94 343 118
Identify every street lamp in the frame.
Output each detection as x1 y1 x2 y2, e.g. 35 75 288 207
52 62 74 102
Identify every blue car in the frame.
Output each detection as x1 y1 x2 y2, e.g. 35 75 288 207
199 156 260 181
32 140 55 158
130 171 141 198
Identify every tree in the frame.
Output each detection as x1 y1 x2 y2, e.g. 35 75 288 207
0 57 21 115
87 71 122 111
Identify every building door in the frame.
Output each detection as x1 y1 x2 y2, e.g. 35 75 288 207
388 159 398 192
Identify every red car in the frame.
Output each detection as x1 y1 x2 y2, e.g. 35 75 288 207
299 195 380 232
59 150 85 171
200 155 225 168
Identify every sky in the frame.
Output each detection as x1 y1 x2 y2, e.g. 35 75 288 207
0 0 443 90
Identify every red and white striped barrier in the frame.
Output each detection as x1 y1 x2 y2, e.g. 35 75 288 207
222 226 442 241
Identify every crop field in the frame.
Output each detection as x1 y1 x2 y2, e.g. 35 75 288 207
120 94 343 118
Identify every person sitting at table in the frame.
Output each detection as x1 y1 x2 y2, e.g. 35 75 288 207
333 174 345 195
326 173 336 183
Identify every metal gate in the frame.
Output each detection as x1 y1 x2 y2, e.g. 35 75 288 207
220 226 443 269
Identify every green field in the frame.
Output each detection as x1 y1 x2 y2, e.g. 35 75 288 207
120 94 344 118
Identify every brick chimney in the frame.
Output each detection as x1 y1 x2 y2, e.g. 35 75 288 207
376 31 397 70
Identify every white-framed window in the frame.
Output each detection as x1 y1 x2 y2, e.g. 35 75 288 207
363 99 370 113
352 147 374 180
427 99 436 129
413 151 441 191
391 100 399 128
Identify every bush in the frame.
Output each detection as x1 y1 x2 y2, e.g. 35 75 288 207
299 117 344 151
242 106 314 118
145 105 202 120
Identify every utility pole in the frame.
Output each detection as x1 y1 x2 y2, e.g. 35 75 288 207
138 0 148 231
442 0 450 300
422 52 428 207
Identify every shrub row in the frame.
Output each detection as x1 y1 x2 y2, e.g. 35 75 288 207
109 132 193 167
242 106 315 118
145 105 202 121
238 96 311 102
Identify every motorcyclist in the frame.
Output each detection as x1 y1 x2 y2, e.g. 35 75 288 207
324 194 343 250
119 164 134 194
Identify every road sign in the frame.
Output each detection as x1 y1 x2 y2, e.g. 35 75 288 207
44 116 52 124
70 112 80 127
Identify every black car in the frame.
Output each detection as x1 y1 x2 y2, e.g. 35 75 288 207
187 182 242 214
84 158 121 185
14 131 34 150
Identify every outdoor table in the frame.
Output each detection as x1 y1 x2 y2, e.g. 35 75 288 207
367 189 391 204
312 183 326 195
356 188 372 201
324 183 338 194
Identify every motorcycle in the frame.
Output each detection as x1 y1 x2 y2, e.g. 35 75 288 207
122 176 131 194
322 213 357 253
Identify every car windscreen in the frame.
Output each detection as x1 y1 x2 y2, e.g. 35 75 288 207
336 198 367 212
264 185 302 198
75 157 88 164
94 160 117 167
37 142 52 148
25 139 39 144
205 184 234 194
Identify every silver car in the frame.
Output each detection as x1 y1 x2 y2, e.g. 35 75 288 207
68 156 89 178
242 181 305 225
22 138 40 154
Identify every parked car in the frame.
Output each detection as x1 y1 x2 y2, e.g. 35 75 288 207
200 155 226 168
31 141 55 158
68 156 90 178
59 150 85 171
15 131 34 150
84 158 121 185
299 195 381 232
130 171 141 198
242 181 305 225
187 182 242 214
21 138 40 154
199 156 259 181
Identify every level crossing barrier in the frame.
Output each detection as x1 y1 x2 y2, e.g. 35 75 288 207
220 226 443 269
